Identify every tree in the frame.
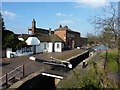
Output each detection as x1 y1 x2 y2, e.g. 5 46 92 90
89 3 118 46
89 3 120 87
100 27 116 47
1 13 26 51
0 12 5 30
86 33 100 46
2 30 26 51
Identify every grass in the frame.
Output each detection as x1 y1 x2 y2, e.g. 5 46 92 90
107 51 118 72
57 50 119 88
58 62 118 88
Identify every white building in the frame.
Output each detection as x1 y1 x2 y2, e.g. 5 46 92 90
6 33 64 58
6 19 64 58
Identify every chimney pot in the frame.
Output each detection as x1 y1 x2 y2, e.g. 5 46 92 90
49 28 52 35
60 25 62 28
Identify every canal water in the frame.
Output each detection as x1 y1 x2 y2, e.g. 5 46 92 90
92 45 108 51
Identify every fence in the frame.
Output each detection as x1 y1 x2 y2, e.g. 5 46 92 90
0 65 24 88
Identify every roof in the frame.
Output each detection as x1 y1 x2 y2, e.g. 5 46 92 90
28 28 54 34
54 26 79 33
54 26 72 31
18 34 30 40
18 33 64 42
49 34 64 42
26 37 40 45
35 33 50 42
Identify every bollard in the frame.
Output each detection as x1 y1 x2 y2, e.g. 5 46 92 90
82 60 85 68
23 65 25 77
6 73 8 88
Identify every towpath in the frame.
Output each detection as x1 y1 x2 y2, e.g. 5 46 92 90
1 49 85 76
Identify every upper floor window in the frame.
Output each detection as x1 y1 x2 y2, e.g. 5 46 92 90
67 33 74 38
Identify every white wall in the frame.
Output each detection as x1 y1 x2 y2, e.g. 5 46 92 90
6 47 34 58
36 42 50 53
36 42 62 53
36 45 41 53
6 48 12 58
18 38 24 41
54 42 62 52
48 42 53 52
6 42 63 58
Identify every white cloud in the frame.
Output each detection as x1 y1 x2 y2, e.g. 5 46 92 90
59 20 74 24
56 12 66 16
2 10 16 19
56 12 73 17
75 0 110 8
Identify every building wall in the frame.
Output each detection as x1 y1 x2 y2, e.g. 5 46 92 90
54 42 62 52
80 37 87 47
6 42 63 58
54 29 81 49
36 43 44 53
36 42 62 53
6 47 34 58
48 42 53 52
66 31 75 49
74 32 81 47
36 42 49 53
54 30 66 42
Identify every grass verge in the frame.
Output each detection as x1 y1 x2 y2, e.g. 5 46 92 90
107 50 118 72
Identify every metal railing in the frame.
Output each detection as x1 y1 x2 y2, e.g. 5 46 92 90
0 65 24 88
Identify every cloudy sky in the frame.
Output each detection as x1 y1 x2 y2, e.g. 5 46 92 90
1 0 119 37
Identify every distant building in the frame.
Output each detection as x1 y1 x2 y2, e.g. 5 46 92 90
54 25 82 49
80 37 87 47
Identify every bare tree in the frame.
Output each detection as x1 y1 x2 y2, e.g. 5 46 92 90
89 3 118 47
86 33 100 46
89 2 120 87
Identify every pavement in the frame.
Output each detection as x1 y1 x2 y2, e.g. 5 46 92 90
1 49 85 77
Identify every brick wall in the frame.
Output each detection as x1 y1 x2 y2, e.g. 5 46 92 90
54 29 82 49
54 30 66 42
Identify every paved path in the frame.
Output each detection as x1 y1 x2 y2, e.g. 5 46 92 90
1 49 85 76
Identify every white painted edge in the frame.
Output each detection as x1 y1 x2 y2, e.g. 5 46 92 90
42 73 63 79
29 56 36 61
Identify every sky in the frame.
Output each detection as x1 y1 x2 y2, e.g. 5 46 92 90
1 1 119 37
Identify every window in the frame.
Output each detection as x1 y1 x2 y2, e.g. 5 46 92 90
23 48 25 53
57 44 60 48
29 46 32 52
44 43 47 49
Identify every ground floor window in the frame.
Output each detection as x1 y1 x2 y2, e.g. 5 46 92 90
57 44 60 49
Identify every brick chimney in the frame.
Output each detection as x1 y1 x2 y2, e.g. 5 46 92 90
64 26 68 28
59 25 62 28
32 19 36 34
49 28 52 35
